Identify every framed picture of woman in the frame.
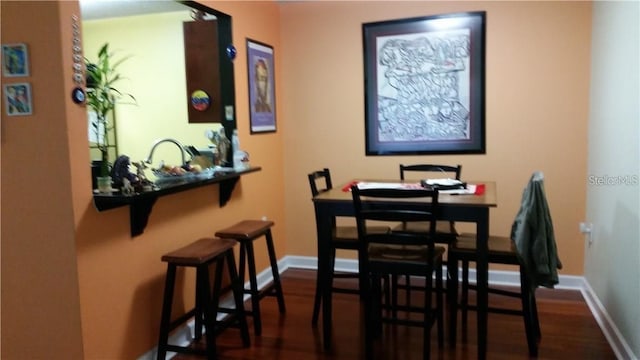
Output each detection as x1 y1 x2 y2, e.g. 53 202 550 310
246 38 276 134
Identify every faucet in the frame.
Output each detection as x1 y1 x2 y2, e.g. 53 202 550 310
144 138 187 166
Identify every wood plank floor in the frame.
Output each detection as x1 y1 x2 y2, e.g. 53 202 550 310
173 268 616 359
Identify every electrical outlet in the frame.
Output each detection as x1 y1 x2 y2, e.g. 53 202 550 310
579 222 594 246
579 222 592 234
261 215 267 221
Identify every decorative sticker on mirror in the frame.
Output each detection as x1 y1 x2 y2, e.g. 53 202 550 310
191 89 211 111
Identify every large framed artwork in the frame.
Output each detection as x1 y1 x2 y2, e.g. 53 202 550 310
363 11 486 155
246 38 276 134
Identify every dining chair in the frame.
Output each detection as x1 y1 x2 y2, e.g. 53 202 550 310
447 171 562 356
352 185 445 360
398 164 462 235
395 164 463 308
308 168 390 326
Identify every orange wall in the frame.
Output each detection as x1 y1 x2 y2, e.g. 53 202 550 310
1 1 85 359
280 1 591 274
2 0 285 359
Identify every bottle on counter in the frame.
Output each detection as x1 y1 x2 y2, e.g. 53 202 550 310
231 129 249 170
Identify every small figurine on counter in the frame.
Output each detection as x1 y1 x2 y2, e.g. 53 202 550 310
216 128 231 166
110 155 138 189
121 178 134 196
132 161 149 183
132 160 154 191
206 128 231 166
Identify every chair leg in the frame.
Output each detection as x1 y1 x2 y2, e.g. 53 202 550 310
362 276 374 360
265 230 286 313
447 254 459 348
405 274 412 309
436 263 444 349
532 293 541 341
371 272 383 338
461 259 470 336
391 274 399 318
422 269 432 360
520 269 539 356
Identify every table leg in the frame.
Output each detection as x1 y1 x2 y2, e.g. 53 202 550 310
315 204 333 351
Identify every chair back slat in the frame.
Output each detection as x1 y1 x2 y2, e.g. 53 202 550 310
399 164 462 181
351 186 439 249
308 168 332 197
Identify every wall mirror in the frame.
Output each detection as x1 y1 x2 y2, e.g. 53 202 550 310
80 0 236 170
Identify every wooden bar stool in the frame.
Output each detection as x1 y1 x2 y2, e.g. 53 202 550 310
215 220 286 336
156 237 250 360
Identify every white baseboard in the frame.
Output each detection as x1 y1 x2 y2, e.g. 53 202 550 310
140 255 634 360
580 281 637 360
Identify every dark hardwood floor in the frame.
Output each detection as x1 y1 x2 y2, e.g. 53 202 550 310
173 268 616 359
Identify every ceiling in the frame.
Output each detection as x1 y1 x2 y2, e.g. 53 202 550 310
79 0 188 20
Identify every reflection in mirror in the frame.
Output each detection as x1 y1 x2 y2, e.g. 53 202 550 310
80 0 235 179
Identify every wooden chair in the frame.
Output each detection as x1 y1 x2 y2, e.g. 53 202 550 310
308 168 389 326
394 164 463 307
397 164 462 235
448 172 562 356
352 185 445 360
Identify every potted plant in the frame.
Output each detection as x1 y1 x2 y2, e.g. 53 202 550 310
85 43 136 189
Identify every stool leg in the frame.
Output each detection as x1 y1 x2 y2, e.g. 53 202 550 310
157 264 176 360
226 249 251 347
245 240 262 336
194 268 203 342
265 230 286 314
239 241 247 290
198 264 217 359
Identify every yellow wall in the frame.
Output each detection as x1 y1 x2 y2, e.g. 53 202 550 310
1 0 591 359
281 1 591 275
83 11 224 168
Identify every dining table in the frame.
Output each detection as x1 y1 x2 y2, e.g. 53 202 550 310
311 179 497 360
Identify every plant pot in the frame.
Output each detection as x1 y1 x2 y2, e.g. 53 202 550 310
96 176 113 193
91 160 112 190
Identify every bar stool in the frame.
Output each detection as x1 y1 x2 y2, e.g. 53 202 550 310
156 237 250 360
215 220 286 336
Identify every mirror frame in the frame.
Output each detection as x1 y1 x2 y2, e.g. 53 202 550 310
180 1 236 161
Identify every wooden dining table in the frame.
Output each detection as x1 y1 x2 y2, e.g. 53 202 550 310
311 180 497 360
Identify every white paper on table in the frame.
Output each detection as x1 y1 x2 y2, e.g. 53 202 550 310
438 184 477 195
423 178 464 187
356 182 423 190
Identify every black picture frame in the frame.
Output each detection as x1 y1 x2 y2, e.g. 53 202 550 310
246 38 277 134
363 11 486 155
